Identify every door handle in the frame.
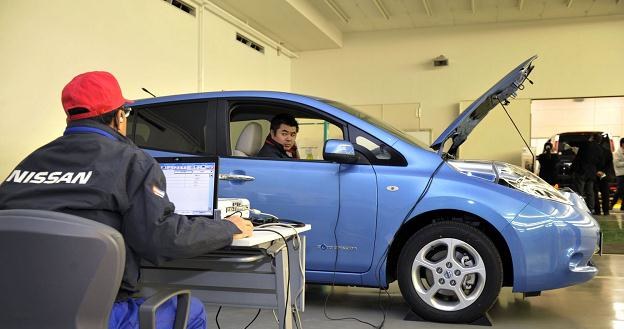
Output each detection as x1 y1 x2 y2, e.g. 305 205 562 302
219 174 255 182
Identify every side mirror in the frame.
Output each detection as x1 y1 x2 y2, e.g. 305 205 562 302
323 140 357 164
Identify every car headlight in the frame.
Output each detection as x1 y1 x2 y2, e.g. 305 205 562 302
447 160 572 205
493 162 572 205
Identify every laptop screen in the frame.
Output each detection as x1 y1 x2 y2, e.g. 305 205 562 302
155 156 219 217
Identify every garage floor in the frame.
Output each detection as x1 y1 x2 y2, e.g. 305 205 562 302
596 210 624 254
207 251 622 329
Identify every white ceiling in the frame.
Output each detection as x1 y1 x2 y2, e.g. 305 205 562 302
207 0 624 51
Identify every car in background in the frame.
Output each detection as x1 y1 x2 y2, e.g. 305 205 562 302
547 131 616 198
127 56 600 323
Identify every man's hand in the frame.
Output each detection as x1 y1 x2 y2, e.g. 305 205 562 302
226 215 253 239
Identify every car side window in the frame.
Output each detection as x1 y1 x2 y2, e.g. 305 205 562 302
228 105 344 161
349 126 407 166
297 118 344 160
129 103 210 154
355 135 392 160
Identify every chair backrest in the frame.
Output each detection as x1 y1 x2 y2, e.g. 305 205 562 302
0 209 125 329
234 122 263 157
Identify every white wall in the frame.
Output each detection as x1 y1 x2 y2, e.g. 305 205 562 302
460 99 531 166
0 0 291 178
203 8 291 91
292 16 624 162
532 97 624 139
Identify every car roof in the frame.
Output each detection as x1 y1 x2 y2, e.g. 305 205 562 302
131 90 322 107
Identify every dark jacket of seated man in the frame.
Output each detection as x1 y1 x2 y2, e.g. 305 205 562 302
0 71 252 301
256 113 300 159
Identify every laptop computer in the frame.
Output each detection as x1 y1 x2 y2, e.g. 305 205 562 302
155 156 219 219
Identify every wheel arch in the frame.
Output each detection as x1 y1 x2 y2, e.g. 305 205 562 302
386 209 513 287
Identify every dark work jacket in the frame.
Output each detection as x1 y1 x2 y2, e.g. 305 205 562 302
571 141 604 179
0 120 240 299
537 152 559 185
257 136 299 159
598 145 615 178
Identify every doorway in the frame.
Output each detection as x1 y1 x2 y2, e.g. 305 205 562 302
531 96 624 253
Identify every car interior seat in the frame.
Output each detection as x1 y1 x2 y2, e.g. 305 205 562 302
233 122 263 157
0 209 190 329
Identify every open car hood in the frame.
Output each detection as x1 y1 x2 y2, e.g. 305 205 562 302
430 56 537 156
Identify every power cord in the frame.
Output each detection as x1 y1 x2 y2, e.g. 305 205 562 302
224 210 243 218
215 306 222 329
252 228 291 329
215 221 300 329
367 160 445 328
215 306 262 329
243 309 261 329
255 222 308 328
321 165 386 329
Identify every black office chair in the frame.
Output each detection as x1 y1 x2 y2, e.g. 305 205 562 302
0 209 190 329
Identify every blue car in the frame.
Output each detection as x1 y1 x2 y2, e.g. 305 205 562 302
129 56 600 323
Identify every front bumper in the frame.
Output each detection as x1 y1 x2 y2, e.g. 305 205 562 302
506 198 600 292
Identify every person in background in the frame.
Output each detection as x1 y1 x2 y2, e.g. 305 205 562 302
571 134 604 214
0 71 253 329
612 138 624 211
594 136 614 215
536 141 559 185
257 113 300 159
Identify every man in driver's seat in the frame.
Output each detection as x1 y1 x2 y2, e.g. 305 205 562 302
257 113 300 159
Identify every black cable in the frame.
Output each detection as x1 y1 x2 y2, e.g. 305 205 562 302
243 309 262 329
497 97 535 169
293 307 303 329
224 210 243 218
253 228 290 329
369 160 446 327
322 165 382 329
215 306 222 329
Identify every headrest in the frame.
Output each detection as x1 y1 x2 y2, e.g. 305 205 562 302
235 122 263 156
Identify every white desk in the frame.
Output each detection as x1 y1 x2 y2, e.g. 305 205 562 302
141 224 310 329
232 224 310 246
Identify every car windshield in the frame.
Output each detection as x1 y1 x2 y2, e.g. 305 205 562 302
321 99 429 149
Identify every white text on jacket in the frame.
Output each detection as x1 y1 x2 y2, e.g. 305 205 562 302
6 170 93 184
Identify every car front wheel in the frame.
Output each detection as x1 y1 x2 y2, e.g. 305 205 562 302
397 221 502 323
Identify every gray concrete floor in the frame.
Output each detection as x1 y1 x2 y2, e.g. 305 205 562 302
207 254 623 329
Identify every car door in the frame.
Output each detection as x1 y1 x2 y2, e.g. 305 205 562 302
218 98 378 273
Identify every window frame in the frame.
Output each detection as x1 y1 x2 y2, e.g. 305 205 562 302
220 97 349 162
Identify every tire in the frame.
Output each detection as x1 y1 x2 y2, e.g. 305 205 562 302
397 221 502 323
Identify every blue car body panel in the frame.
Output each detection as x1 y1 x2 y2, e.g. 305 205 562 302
133 57 599 294
506 198 599 292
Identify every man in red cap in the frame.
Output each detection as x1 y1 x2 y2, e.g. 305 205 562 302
0 71 253 329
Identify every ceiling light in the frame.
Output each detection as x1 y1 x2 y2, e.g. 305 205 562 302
422 0 432 16
324 0 350 23
372 0 390 20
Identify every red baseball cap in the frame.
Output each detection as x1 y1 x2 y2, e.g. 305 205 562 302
61 71 133 121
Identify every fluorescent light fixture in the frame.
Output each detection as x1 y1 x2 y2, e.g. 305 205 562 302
324 0 350 23
422 0 432 16
372 0 390 20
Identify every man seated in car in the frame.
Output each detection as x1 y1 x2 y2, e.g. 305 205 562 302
257 113 300 159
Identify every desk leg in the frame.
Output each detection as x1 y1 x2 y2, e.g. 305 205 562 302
275 247 293 329
287 235 305 312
